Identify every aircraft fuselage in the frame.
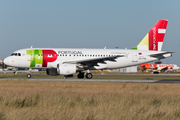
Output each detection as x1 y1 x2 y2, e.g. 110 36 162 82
4 48 172 70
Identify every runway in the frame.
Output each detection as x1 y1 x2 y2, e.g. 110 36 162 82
94 74 180 77
1 78 180 83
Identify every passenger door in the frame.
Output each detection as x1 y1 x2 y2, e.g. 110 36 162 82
132 51 138 62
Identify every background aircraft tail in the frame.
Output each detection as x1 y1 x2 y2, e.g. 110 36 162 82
132 20 168 51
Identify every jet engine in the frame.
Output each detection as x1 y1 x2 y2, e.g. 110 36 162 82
57 64 76 75
46 64 77 75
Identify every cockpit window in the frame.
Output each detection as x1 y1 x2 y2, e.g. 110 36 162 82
11 53 21 56
11 53 15 56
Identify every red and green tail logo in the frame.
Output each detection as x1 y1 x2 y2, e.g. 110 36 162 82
132 20 168 51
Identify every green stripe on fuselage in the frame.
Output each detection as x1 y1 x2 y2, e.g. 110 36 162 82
27 50 43 67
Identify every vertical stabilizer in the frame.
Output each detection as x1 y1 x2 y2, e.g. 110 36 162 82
132 20 168 51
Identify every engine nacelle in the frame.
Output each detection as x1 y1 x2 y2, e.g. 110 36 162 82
57 64 76 75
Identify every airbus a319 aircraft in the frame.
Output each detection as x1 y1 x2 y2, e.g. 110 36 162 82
3 20 173 79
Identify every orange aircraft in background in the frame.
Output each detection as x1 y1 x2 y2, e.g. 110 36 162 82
139 63 180 74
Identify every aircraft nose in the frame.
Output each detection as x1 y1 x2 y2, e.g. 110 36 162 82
3 57 12 66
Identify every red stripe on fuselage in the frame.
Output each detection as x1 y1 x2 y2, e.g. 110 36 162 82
42 50 57 67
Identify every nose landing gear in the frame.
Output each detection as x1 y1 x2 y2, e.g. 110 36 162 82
27 68 31 78
27 74 31 78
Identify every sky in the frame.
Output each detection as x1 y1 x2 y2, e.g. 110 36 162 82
0 0 180 65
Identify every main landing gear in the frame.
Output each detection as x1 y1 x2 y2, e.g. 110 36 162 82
77 72 84 79
86 73 93 79
77 72 93 79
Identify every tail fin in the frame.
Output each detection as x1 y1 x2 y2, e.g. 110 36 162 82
132 20 168 51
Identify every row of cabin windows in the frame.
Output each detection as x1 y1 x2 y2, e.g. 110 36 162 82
36 54 116 57
59 54 115 57
11 53 116 57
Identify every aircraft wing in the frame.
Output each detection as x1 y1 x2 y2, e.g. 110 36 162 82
64 55 124 67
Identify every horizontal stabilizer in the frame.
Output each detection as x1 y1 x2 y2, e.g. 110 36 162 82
149 52 174 58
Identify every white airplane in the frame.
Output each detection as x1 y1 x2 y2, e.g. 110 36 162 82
139 63 179 73
3 20 173 79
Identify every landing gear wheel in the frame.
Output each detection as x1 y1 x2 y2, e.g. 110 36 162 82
13 71 17 74
86 73 93 79
77 73 84 79
153 72 159 74
27 74 31 78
